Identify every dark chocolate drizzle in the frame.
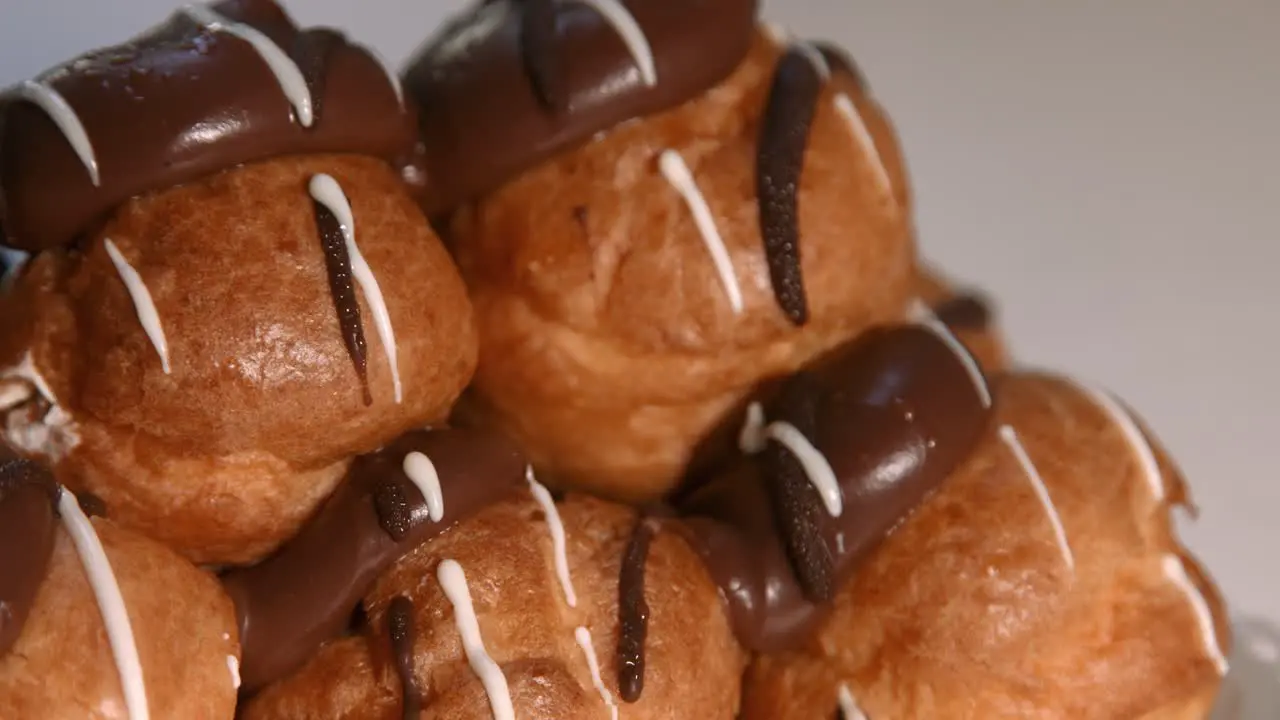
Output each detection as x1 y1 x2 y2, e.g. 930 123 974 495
312 197 372 405
0 447 61 657
519 0 567 114
616 515 657 703
0 0 415 250
387 596 421 720
932 292 993 332
757 48 824 326
678 324 993 652
761 372 834 601
221 428 526 692
400 0 757 209
76 492 108 519
815 42 868 92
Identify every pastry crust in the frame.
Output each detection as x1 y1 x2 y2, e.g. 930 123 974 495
0 520 240 719
739 373 1229 720
245 494 746 719
0 154 477 563
450 34 916 501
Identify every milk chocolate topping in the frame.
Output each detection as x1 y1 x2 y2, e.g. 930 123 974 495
400 0 758 208
0 0 415 250
0 447 61 657
387 595 421 720
680 325 992 651
933 292 993 331
221 428 525 692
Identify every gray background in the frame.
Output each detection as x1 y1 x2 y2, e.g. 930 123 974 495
1 0 1276 634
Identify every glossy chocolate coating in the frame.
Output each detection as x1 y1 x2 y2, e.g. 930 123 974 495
680 325 992 651
933 292 993 331
0 447 60 657
616 515 657 703
0 0 415 251
221 428 525 692
400 0 758 208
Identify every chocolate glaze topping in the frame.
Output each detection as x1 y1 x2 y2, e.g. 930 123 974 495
387 596 421 720
0 448 61 657
679 325 992 652
519 0 568 114
616 515 657 703
0 0 415 251
815 42 868 92
400 0 757 208
221 428 525 692
757 48 824 325
932 292 993 332
312 197 372 405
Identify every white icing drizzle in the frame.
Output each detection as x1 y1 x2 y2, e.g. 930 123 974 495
998 425 1075 572
58 489 150 720
568 0 657 87
573 627 619 720
362 44 405 108
765 421 843 517
837 683 869 720
658 150 744 313
181 4 314 127
402 451 445 523
738 401 767 454
307 174 403 403
833 93 893 195
227 655 241 690
1076 382 1166 502
103 239 171 375
436 560 515 720
794 41 832 80
0 351 79 459
908 299 992 408
13 80 100 186
1162 554 1229 675
525 466 578 608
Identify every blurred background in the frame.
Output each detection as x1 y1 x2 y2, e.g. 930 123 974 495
1 0 1276 641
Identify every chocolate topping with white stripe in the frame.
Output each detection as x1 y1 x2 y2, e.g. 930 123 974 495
400 0 757 208
681 324 992 652
221 428 525 692
0 0 415 251
312 197 372 405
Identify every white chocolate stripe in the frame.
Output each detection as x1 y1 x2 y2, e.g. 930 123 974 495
13 80 100 186
765 421 843 517
104 239 172 375
226 655 241 691
181 4 314 127
834 94 892 195
402 451 444 523
999 425 1075 572
308 174 403 403
1162 554 1229 675
569 0 657 87
436 560 515 720
574 627 619 720
658 150 744 314
909 299 992 408
59 489 150 720
526 466 577 608
837 683 869 720
362 44 405 108
1076 382 1166 502
738 401 767 454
